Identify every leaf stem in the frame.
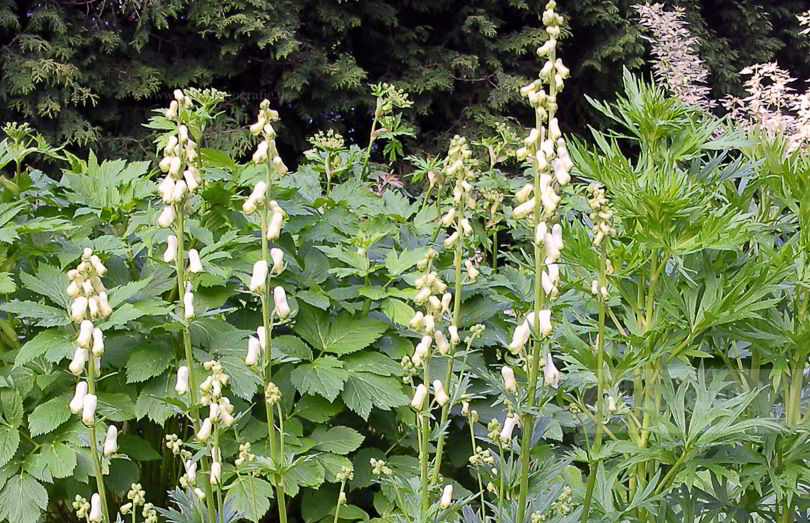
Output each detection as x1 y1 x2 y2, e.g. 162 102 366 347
86 358 110 523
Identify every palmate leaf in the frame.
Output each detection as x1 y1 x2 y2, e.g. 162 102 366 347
0 474 47 523
290 356 348 402
293 304 388 355
341 371 409 420
0 300 69 327
60 152 151 211
224 475 273 522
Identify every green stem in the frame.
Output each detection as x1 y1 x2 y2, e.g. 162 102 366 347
517 43 556 523
174 209 217 523
498 441 506 523
419 359 431 516
86 358 110 523
468 421 486 521
333 481 346 523
361 101 381 180
491 230 498 269
582 242 608 522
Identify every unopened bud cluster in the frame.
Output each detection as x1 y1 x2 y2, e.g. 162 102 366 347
587 183 615 247
196 361 234 442
370 458 393 476
235 442 256 467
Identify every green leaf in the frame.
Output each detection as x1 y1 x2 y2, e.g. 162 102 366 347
135 372 176 426
274 335 313 361
0 300 69 327
341 372 409 420
0 474 48 523
97 392 136 422
126 344 174 383
19 264 69 308
290 357 349 402
41 442 76 479
310 426 364 455
285 457 325 497
118 435 161 462
108 277 153 308
323 314 388 355
384 247 427 276
99 299 169 329
295 290 330 310
0 273 15 293
28 396 71 437
294 395 343 423
224 475 273 522
220 356 262 401
0 427 20 469
380 298 415 326
341 352 402 377
14 329 72 368
1 390 23 428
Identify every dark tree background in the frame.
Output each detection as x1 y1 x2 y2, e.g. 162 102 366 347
1 0 808 162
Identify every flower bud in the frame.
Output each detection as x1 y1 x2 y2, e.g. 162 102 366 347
415 287 431 304
440 208 456 226
267 212 283 240
169 156 182 178
500 414 518 443
158 205 175 228
249 260 268 292
97 292 112 318
441 484 453 509
441 292 452 313
70 381 88 414
433 379 450 406
77 320 94 348
541 271 556 296
242 197 257 216
274 286 290 318
188 249 203 273
184 168 201 192
272 156 288 175
164 234 178 264
448 325 460 345
257 326 266 349
435 330 451 354
175 366 189 394
422 314 435 335
82 394 97 425
88 296 100 318
250 181 267 203
246 336 261 366
171 179 187 203
88 493 102 522
71 296 88 322
513 197 536 219
409 311 424 330
465 260 479 281
69 348 87 375
197 417 213 442
184 290 195 319
544 352 560 388
460 218 472 236
537 39 556 56
91 328 104 356
549 118 561 141
516 183 534 203
444 231 460 248
607 395 617 412
411 384 427 409
508 322 530 354
252 141 269 163
66 280 81 298
210 461 221 485
185 460 197 482
502 366 517 392
103 424 118 456
270 248 284 274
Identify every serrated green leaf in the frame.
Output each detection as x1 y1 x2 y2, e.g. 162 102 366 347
41 442 76 479
341 372 409 420
290 357 348 401
97 392 136 422
126 344 173 383
341 351 402 376
1 390 23 428
380 297 415 326
294 395 343 423
220 356 262 401
310 426 364 455
99 299 169 329
0 474 47 523
0 427 20 469
0 300 69 327
274 335 313 361
135 372 176 426
0 273 15 293
108 277 153 308
384 247 427 276
19 264 69 308
14 329 72 368
28 395 71 437
118 435 161 462
323 314 388 355
224 475 273 522
285 457 325 497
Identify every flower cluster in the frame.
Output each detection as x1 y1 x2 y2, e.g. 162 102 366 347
370 458 393 476
120 483 146 517
197 360 234 442
158 90 202 229
250 100 288 173
468 446 495 466
235 442 256 467
587 183 616 299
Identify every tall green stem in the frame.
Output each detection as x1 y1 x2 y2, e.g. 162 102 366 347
174 210 217 523
582 242 608 521
86 358 110 523
516 43 556 523
419 357 431 516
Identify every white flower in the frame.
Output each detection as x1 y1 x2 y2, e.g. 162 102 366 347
502 366 517 392
159 176 175 203
194 488 205 500
441 293 452 313
91 328 104 357
434 330 451 355
500 414 519 443
69 348 87 376
274 286 290 318
70 381 88 414
535 222 548 245
433 380 449 406
422 314 436 335
89 255 107 276
414 287 431 304
549 118 562 140
88 296 100 318
175 366 189 394
270 248 284 274
197 417 213 441
541 271 556 296
460 218 472 236
245 337 261 366
537 39 555 56
103 425 118 456
209 403 220 421
71 296 88 322
272 156 288 175
164 235 178 263
249 260 268 292
508 321 531 354
415 335 432 359
97 292 112 318
516 183 534 203
188 249 203 273
538 309 552 336
411 384 428 409
185 460 197 483
252 140 269 163
88 493 102 522
465 260 479 281
544 353 560 389
82 394 97 425
210 461 221 485
441 484 453 509
267 211 284 240
66 280 81 298
607 395 617 412
440 208 456 226
77 320 94 348
513 197 536 219
257 326 266 349
443 231 460 248
172 179 187 203
448 325 460 345
184 289 195 319
158 205 175 228
409 311 424 330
